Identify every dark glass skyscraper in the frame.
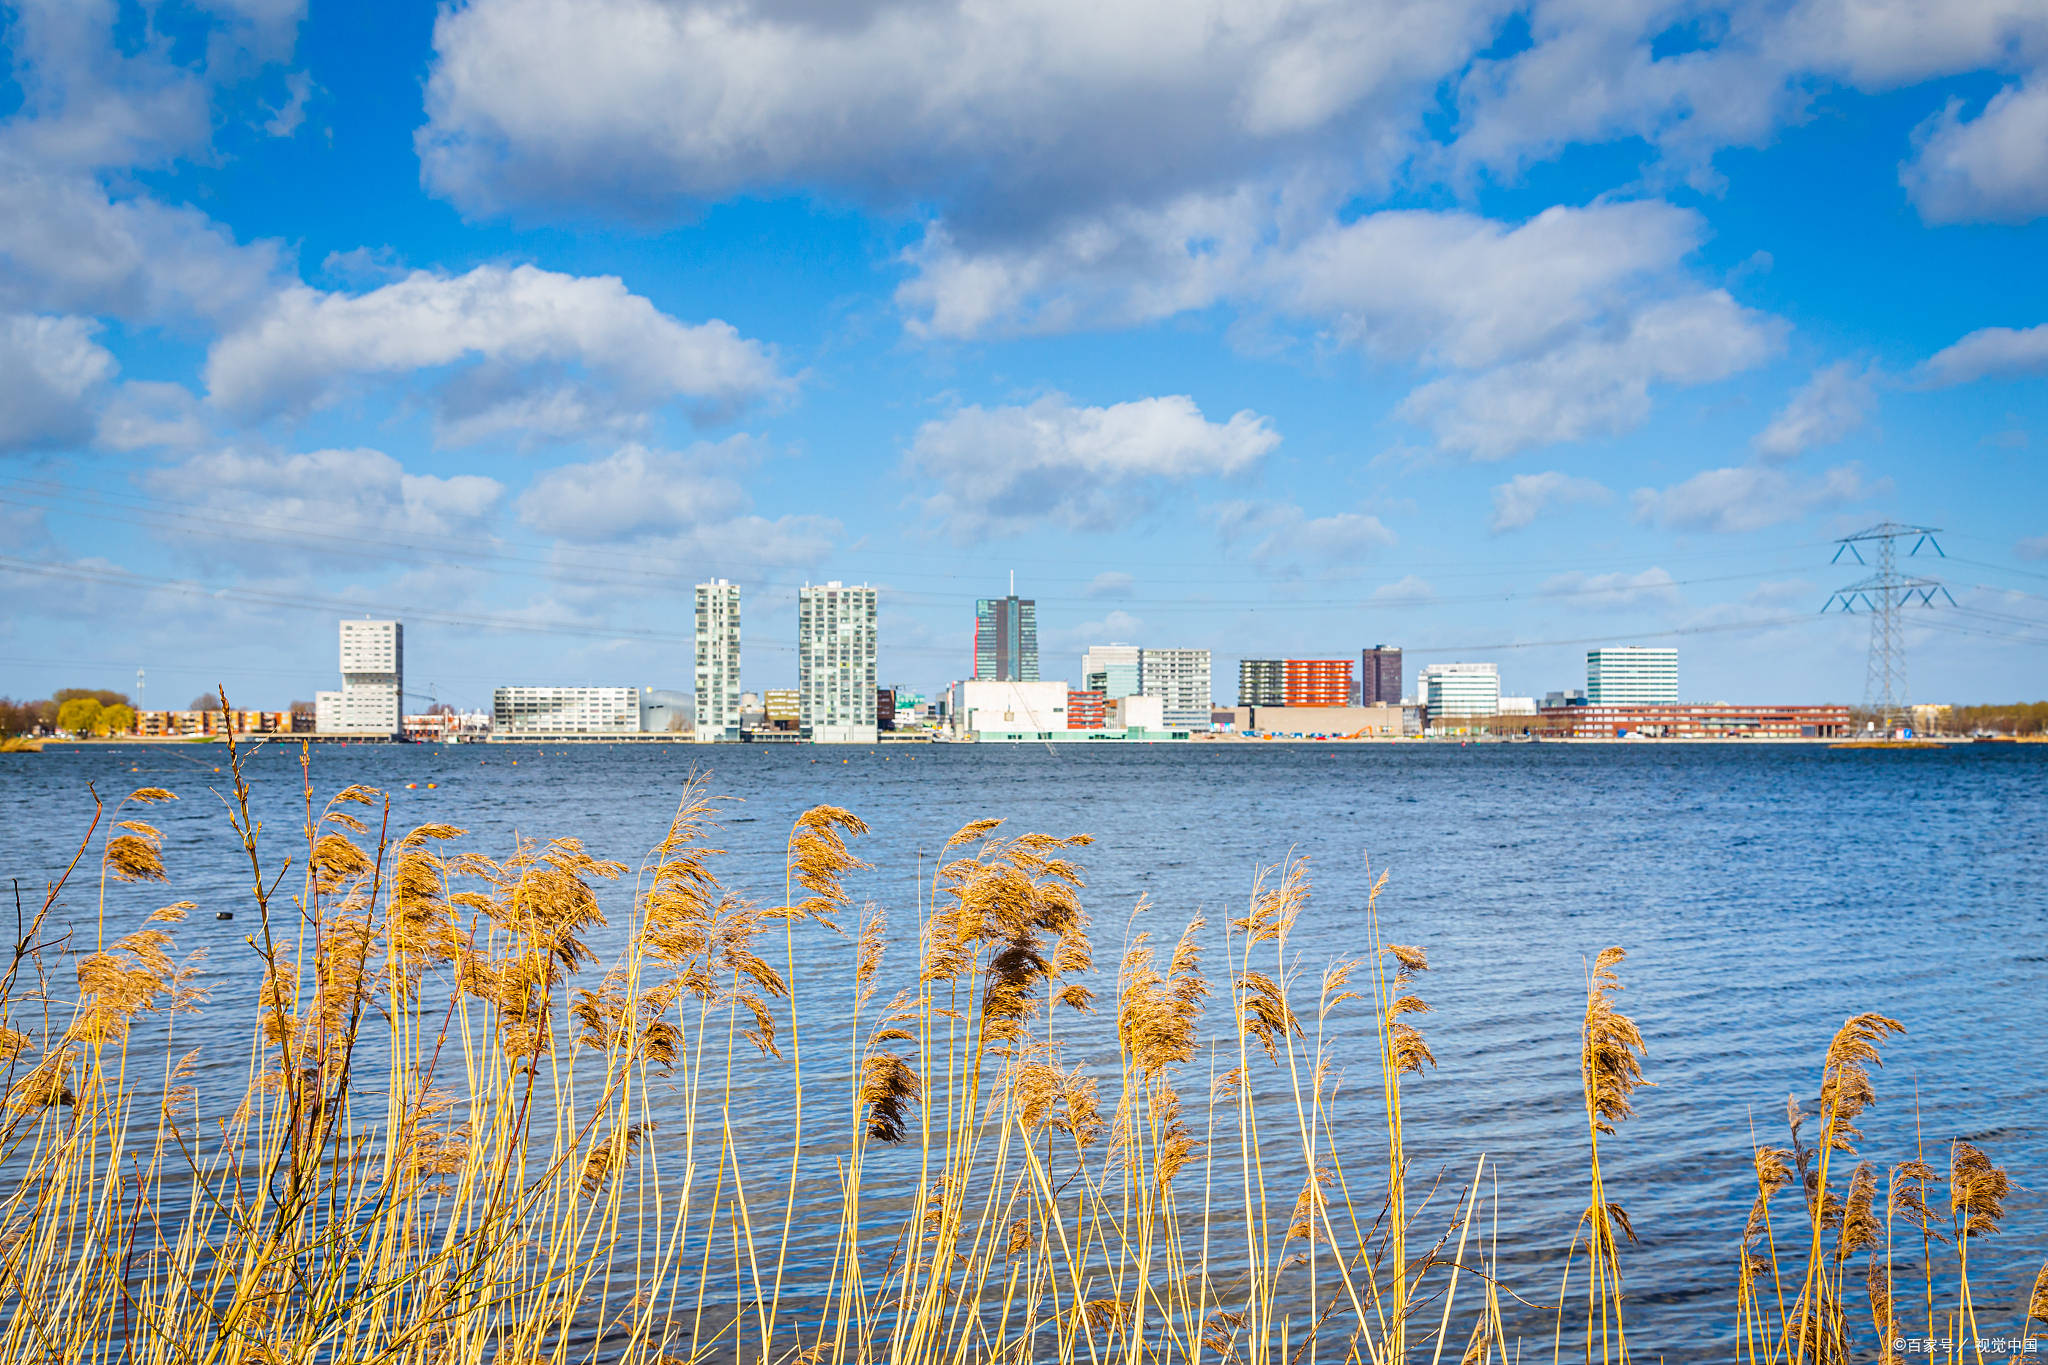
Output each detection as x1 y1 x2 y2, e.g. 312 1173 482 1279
1363 646 1403 705
974 593 1038 681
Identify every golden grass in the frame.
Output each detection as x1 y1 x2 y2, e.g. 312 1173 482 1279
0 726 2033 1364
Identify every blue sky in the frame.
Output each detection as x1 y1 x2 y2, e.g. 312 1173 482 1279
2 0 2045 711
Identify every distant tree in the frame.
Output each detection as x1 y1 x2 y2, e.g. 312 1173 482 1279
0 699 31 736
427 702 457 716
191 693 223 712
54 688 131 709
289 700 316 716
57 697 104 735
102 704 137 735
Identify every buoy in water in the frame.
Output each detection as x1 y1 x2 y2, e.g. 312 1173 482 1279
216 911 234 920
406 782 417 788
427 782 437 788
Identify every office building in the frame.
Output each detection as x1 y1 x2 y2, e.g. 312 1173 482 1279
1586 647 1679 706
640 689 692 734
1238 659 1283 708
316 618 403 738
1533 702 1850 739
492 686 641 735
1142 648 1212 731
1419 662 1500 718
1107 694 1166 731
694 579 741 742
974 591 1038 681
878 687 897 731
1081 644 1142 699
764 690 800 732
799 581 879 743
1362 646 1403 706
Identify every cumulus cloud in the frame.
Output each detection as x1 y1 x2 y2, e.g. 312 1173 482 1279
203 265 786 441
1630 463 1874 533
0 313 118 454
1538 567 1679 607
1370 574 1436 606
907 198 1780 459
1904 78 2048 225
97 380 210 451
1488 471 1610 533
149 448 505 551
1922 323 2048 386
1753 361 1877 461
417 0 1496 222
907 393 1278 536
515 441 753 541
1210 500 1397 571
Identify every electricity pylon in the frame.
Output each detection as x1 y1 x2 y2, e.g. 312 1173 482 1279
1823 522 1954 734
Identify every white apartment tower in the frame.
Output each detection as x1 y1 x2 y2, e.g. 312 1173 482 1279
1419 662 1500 718
1140 648 1213 732
694 579 741 742
798 581 879 743
1586 647 1679 705
317 618 404 738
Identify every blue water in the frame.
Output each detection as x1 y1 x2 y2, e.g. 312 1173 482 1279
3 740 2044 1355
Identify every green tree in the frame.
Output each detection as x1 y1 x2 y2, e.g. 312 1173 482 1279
101 703 137 735
53 688 131 710
56 697 104 735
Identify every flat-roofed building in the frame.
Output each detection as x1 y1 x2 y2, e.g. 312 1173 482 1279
974 593 1038 681
694 580 741 742
1141 648 1212 732
799 581 879 743
1238 659 1283 707
1068 689 1106 729
321 619 403 737
1535 703 1849 739
1082 644 1142 699
1420 662 1500 718
1586 647 1678 706
492 686 642 735
954 679 1069 736
1362 646 1403 705
1284 659 1352 707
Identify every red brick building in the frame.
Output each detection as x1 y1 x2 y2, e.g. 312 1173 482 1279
1533 703 1852 739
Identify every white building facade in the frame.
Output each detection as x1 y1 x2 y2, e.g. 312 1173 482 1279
1140 648 1212 731
1081 644 1143 699
492 686 642 735
954 679 1069 737
694 579 742 742
316 618 403 737
1586 648 1679 705
799 581 878 743
1420 662 1500 718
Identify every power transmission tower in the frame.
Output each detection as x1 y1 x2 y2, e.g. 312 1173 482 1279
1823 522 1954 734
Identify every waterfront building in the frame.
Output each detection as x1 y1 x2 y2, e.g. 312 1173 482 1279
974 590 1038 681
1107 694 1166 731
1420 662 1500 718
1068 689 1106 729
763 690 800 731
1586 647 1678 706
492 686 641 735
1081 644 1142 699
1238 659 1283 707
1363 646 1403 706
1142 648 1213 731
1544 689 1589 708
694 580 741 742
1231 704 1401 737
1499 696 1538 715
639 689 692 734
878 687 897 731
954 679 1068 736
1533 702 1849 739
799 581 879 743
316 618 403 737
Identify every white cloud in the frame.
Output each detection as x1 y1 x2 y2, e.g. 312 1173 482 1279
1922 323 2048 386
1370 574 1436 606
2018 534 2048 561
96 380 210 451
1489 471 1610 533
1085 571 1135 599
150 448 505 549
907 393 1278 536
515 442 753 541
1630 463 1874 533
1904 78 2048 224
203 265 787 441
1753 361 1876 461
418 0 1498 221
0 313 118 454
1210 500 1397 570
1538 567 1679 607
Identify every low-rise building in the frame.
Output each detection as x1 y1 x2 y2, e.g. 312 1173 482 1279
1068 689 1106 730
492 686 642 735
1419 662 1500 720
954 679 1070 737
1533 703 1851 739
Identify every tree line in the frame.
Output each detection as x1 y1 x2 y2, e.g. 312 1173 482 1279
0 690 307 736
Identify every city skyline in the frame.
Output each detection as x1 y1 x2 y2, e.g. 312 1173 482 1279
2 2 2046 712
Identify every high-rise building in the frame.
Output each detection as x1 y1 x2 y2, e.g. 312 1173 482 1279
799 581 879 743
1082 644 1142 699
1419 662 1500 718
1362 646 1403 705
694 579 741 742
316 618 403 737
974 591 1038 681
1586 647 1678 705
1238 659 1283 707
1141 648 1212 731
